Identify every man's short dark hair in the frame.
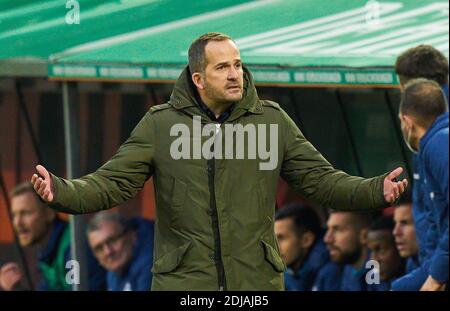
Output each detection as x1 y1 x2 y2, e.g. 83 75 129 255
400 78 448 128
188 32 233 74
275 203 322 237
11 181 42 203
395 45 449 86
370 216 395 232
396 188 412 206
86 212 132 236
328 210 374 231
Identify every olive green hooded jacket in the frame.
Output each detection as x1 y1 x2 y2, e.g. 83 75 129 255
50 66 388 291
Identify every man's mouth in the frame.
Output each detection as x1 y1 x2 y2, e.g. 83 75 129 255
327 246 339 254
17 229 29 236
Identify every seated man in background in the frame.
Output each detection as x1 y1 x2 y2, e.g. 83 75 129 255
0 182 106 291
86 212 155 291
366 216 405 291
275 203 329 291
392 194 420 274
316 211 373 291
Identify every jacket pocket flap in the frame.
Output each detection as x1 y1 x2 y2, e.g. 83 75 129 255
261 240 286 273
151 241 192 274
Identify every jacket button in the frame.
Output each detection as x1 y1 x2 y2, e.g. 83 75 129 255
207 166 213 172
209 252 215 260
206 210 213 216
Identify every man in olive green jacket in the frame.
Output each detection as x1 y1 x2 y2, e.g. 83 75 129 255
31 33 407 291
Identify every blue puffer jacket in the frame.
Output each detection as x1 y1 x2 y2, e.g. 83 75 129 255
284 233 330 291
107 218 155 291
405 255 420 273
392 112 449 290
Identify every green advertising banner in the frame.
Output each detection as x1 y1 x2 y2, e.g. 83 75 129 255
1 1 448 85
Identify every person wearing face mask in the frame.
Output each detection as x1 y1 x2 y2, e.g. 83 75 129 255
392 79 449 291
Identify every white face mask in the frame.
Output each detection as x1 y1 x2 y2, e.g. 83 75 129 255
403 127 419 154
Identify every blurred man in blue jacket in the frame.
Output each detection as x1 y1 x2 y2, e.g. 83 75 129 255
275 203 329 291
392 194 420 275
87 212 154 291
319 211 373 291
394 79 448 291
367 216 405 291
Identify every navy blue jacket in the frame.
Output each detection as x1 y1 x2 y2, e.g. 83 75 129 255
314 251 372 291
405 255 420 273
367 280 391 291
392 112 449 290
284 234 330 291
312 262 344 291
340 252 372 291
107 218 155 291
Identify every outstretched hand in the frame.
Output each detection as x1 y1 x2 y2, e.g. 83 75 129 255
31 165 55 203
383 167 408 205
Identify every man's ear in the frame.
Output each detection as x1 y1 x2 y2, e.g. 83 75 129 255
191 72 204 90
360 228 369 246
400 114 410 125
300 231 315 249
401 114 415 130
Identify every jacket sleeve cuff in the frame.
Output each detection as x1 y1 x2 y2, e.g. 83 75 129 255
429 253 449 284
391 266 428 291
374 172 390 209
48 173 80 214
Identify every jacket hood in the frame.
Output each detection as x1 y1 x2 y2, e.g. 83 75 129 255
168 64 262 120
420 112 449 151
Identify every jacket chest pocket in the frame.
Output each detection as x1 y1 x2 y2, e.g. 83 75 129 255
171 178 188 211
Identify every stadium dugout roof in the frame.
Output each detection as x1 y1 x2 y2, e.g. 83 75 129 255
1 0 448 87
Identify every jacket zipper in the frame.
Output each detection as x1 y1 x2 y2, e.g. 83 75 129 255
208 123 226 291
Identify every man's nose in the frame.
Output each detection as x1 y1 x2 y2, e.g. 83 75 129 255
13 216 22 230
228 67 238 80
324 230 332 244
392 224 401 237
103 244 114 257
